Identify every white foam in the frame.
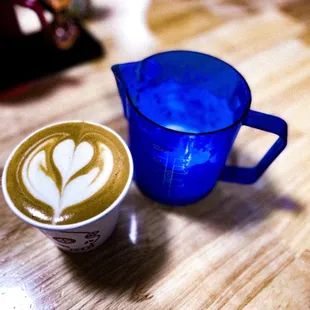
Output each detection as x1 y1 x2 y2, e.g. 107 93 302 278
22 139 114 223
24 149 60 209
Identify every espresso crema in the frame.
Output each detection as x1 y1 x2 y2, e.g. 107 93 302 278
5 122 130 225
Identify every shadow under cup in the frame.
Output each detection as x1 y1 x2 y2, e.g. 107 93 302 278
114 51 288 205
2 122 133 253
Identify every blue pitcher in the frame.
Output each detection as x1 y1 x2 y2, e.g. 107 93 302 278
112 51 287 205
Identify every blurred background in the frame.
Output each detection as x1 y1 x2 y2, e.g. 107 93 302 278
1 2 310 309
11 0 310 58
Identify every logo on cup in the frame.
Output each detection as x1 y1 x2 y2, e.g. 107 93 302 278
52 230 101 252
53 237 76 244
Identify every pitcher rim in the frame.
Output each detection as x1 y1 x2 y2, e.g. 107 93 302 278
120 50 253 135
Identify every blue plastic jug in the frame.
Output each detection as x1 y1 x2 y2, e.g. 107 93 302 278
112 51 287 205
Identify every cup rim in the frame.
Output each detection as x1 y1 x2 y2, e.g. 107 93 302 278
2 120 133 231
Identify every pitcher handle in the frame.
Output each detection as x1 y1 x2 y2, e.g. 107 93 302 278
220 110 287 184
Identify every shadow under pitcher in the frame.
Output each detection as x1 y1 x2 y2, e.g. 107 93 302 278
112 50 287 205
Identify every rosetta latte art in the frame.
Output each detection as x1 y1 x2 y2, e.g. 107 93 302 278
22 139 114 224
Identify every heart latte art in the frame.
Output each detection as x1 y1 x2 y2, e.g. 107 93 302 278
5 122 130 225
23 138 114 223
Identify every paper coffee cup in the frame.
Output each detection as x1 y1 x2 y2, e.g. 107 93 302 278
2 121 133 253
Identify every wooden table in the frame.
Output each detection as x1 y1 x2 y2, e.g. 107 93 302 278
1 1 310 309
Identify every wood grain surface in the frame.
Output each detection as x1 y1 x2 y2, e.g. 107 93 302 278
1 1 310 309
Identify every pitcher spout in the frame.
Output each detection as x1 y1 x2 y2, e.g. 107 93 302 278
111 62 140 119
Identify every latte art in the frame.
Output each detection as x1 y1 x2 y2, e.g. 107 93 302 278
5 122 131 225
23 138 114 224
